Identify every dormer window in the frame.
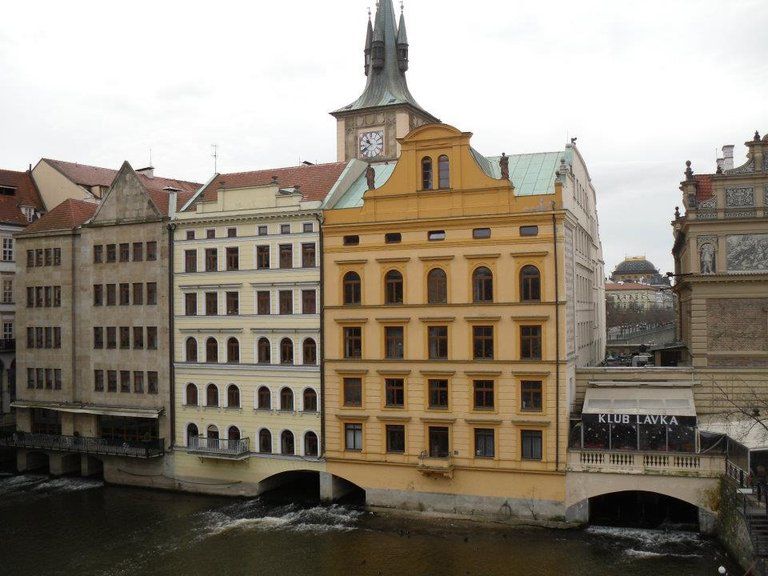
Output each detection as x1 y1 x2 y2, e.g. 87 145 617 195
422 157 433 190
438 155 450 188
0 186 15 196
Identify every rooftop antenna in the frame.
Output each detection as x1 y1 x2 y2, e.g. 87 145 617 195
211 144 218 173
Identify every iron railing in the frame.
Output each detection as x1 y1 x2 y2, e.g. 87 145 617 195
187 436 250 459
0 431 164 458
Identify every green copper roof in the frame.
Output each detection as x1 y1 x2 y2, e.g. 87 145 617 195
323 163 396 209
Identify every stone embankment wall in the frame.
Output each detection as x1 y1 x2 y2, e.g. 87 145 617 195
717 478 757 572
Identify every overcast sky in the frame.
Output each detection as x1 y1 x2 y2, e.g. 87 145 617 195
2 0 766 275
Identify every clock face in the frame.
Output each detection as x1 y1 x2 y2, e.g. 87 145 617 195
359 130 384 158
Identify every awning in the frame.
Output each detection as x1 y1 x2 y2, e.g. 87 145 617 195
11 400 163 419
698 415 768 451
583 386 696 417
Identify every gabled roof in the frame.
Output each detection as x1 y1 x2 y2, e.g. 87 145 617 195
0 168 45 226
18 199 97 235
192 162 349 208
693 174 714 203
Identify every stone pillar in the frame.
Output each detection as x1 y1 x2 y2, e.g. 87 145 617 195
49 452 80 476
80 455 103 477
565 500 590 524
699 508 717 535
319 472 355 503
17 449 48 472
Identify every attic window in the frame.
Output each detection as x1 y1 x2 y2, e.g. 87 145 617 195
428 230 446 241
343 235 360 246
0 186 15 196
473 228 491 239
206 229 215 239
520 226 539 237
385 233 401 244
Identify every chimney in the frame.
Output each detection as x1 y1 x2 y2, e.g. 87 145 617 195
137 166 155 178
722 145 734 170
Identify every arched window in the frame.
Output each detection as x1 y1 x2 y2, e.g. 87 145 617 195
384 270 403 304
304 431 319 457
422 157 433 190
258 337 271 364
186 423 199 446
281 430 295 455
259 429 272 453
438 154 449 188
228 426 241 443
186 383 198 406
206 383 219 407
280 338 293 364
303 388 318 412
226 338 239 363
257 386 271 410
207 424 219 440
427 268 447 304
472 266 493 303
186 338 198 362
520 265 541 301
303 338 317 365
227 384 240 408
280 387 294 411
206 337 218 363
343 271 361 305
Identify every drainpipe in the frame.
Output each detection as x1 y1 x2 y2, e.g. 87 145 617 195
167 221 177 450
552 202 561 472
314 212 325 457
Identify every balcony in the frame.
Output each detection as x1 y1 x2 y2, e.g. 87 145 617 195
0 431 164 458
417 451 454 478
0 339 15 353
188 436 250 460
567 449 724 478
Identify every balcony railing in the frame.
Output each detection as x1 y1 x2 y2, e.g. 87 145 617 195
188 436 250 460
0 431 164 458
567 449 724 477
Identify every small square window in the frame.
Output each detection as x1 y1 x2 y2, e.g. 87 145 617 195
258 225 268 236
281 224 291 234
206 229 216 239
227 227 237 238
303 222 313 233
186 230 195 240
520 225 539 237
428 230 445 241
473 228 491 239
343 235 359 246
385 233 401 244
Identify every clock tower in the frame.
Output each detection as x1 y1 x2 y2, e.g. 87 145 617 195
331 0 439 163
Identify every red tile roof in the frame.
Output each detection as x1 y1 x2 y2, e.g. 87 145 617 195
195 162 348 206
694 174 714 203
19 199 98 236
0 169 45 226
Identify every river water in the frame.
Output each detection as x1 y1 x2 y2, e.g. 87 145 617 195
0 472 740 576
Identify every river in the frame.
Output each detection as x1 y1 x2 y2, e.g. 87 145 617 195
0 472 740 576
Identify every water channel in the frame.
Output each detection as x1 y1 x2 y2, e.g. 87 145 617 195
0 471 740 576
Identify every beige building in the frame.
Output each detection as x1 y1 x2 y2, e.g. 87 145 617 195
605 282 673 311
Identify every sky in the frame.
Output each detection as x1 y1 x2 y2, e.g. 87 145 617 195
1 0 766 276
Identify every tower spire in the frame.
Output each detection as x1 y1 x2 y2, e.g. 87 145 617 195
396 1 409 71
364 8 373 76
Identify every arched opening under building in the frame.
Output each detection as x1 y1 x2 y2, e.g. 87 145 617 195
589 490 699 530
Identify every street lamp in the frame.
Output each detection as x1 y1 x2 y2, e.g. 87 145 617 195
718 566 727 575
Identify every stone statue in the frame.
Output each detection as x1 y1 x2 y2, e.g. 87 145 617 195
366 163 376 190
700 243 716 274
499 152 509 180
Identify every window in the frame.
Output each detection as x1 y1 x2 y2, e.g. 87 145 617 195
132 242 143 262
473 380 494 410
227 227 237 238
473 326 494 359
520 325 542 360
228 427 241 444
256 245 270 269
53 286 61 307
520 225 539 237
106 244 116 263
106 327 116 349
133 372 144 393
133 283 144 305
257 291 270 314
35 249 43 266
345 423 363 451
205 248 218 272
226 247 239 271
93 327 104 349
134 326 144 349
280 338 293 364
146 241 157 261
343 235 359 246
205 292 217 315
428 326 448 359
120 326 130 349
206 229 215 239
107 370 117 392
187 424 199 446
303 388 318 412
384 270 403 304
258 225 268 236
257 337 271 364
146 283 157 305
227 385 240 408
54 369 62 390
43 248 51 265
301 243 316 267
257 387 271 410
428 426 449 458
94 245 103 263
421 157 433 190
521 430 543 460
385 378 404 408
302 290 316 314
304 432 319 457
472 267 493 303
303 222 313 233
475 428 495 458
280 387 294 411
386 425 406 453
44 286 51 307
119 243 129 262
184 250 197 272
428 379 448 409
473 228 491 239
186 230 195 240
93 284 103 306
343 377 362 407
206 338 218 362
384 326 404 359
26 287 32 307
53 247 61 265
119 283 130 305
185 293 197 316
343 271 361 305
438 154 449 188
520 266 541 301
120 371 131 393
186 337 198 361
106 284 116 306
27 250 34 268
281 431 295 455
428 230 445 241
385 232 401 244
226 292 239 315
279 244 292 268
206 384 219 406
303 338 317 365
343 327 362 358
259 429 272 453
147 327 158 350
427 268 447 304
279 290 293 314
94 370 104 392
280 224 290 234
521 380 543 412
226 338 239 363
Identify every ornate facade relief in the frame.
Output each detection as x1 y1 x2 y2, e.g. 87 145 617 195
725 187 754 207
697 235 718 274
698 196 717 209
726 234 768 271
725 159 755 175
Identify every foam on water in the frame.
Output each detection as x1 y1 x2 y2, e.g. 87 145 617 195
0 474 102 498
